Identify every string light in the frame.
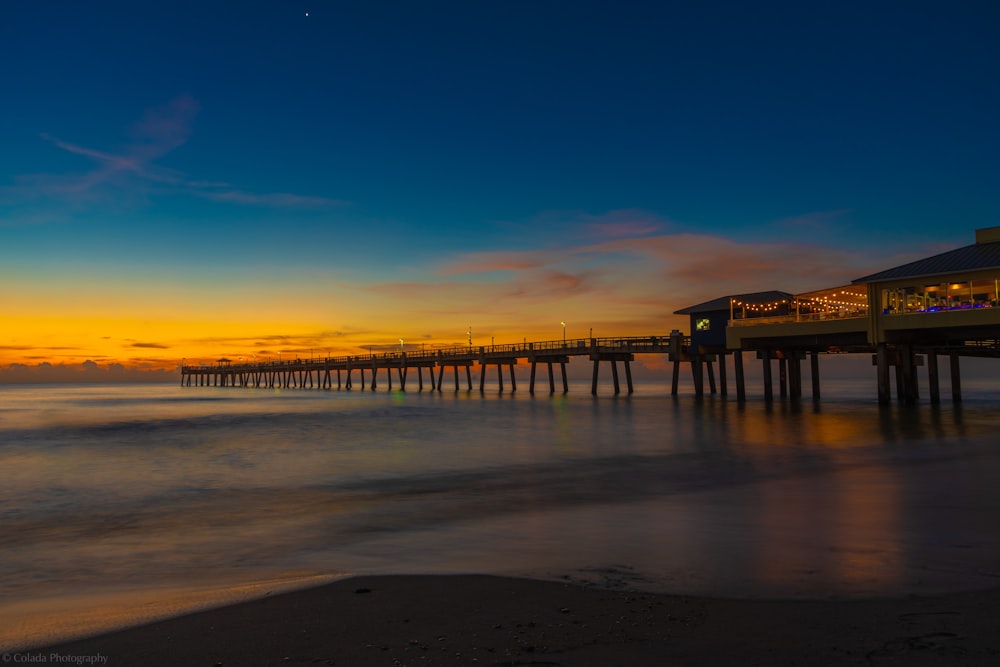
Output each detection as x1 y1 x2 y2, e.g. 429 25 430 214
731 299 789 312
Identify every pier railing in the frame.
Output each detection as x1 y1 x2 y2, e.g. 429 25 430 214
728 311 868 327
181 335 685 374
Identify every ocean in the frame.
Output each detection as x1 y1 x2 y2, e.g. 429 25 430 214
2 374 1000 649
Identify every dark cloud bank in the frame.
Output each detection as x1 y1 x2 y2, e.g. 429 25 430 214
0 361 175 384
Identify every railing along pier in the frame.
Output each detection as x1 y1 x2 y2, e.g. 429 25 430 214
181 335 683 395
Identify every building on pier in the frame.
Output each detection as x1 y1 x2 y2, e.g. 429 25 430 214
675 290 793 352
675 226 1000 403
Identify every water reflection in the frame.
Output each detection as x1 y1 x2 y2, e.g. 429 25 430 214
2 384 1000 649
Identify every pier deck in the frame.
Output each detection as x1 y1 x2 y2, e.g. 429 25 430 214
180 335 682 395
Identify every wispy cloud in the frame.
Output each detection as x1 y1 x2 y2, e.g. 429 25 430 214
196 189 347 209
34 95 199 195
3 95 344 218
435 250 546 275
130 94 200 156
579 209 668 239
769 209 854 232
490 208 671 241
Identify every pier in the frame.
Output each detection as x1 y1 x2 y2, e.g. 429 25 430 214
180 336 681 395
184 226 1000 404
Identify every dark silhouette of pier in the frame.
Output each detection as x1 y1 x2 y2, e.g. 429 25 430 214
180 335 683 395
182 227 1000 404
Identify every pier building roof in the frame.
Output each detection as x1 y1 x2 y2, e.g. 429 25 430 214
674 291 793 315
853 226 1000 284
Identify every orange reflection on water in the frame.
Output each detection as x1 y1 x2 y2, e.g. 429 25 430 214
746 461 905 595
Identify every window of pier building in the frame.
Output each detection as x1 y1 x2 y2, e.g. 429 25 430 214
880 278 1000 314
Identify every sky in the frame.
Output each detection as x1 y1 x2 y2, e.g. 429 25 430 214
1 1 998 380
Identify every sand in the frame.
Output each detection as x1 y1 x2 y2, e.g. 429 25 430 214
17 574 1000 666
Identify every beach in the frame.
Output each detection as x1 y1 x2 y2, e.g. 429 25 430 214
29 574 1000 666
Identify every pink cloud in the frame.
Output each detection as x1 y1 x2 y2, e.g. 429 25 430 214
420 226 918 329
436 250 547 275
585 220 662 238
579 209 668 239
129 94 200 157
34 95 198 196
40 134 141 172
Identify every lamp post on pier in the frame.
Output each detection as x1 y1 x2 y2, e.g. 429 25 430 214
561 321 566 345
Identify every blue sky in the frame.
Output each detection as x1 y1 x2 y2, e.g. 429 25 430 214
1 1 998 373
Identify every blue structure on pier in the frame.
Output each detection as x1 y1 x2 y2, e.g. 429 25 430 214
674 291 792 352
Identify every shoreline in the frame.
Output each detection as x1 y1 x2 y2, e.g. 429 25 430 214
21 574 1000 666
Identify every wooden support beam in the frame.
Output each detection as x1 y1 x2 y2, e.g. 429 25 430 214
927 351 940 404
548 362 555 394
778 357 787 398
706 359 716 394
762 352 773 402
901 345 916 405
671 359 680 395
876 344 890 405
692 356 704 397
624 359 633 394
810 351 820 400
509 363 517 392
733 350 747 403
560 361 568 393
789 353 801 399
894 357 904 402
718 354 727 396
480 364 486 393
611 360 620 395
529 361 537 394
950 353 962 402
591 359 599 395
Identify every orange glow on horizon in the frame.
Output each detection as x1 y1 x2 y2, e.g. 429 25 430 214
1 309 687 374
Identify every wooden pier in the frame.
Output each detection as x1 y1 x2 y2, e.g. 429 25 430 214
180 335 683 395
183 227 1000 404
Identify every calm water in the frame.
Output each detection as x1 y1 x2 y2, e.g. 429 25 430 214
2 377 1000 648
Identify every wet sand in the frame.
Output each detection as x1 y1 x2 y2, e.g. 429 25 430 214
25 574 1000 666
